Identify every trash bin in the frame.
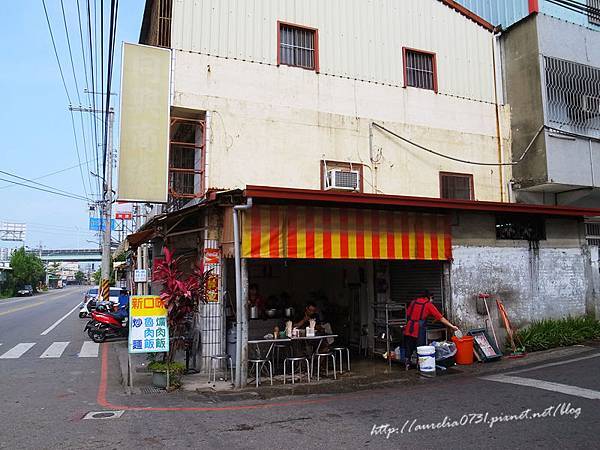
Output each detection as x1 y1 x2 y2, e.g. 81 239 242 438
226 324 237 368
452 336 475 365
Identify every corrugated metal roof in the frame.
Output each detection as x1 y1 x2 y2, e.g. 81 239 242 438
171 0 497 103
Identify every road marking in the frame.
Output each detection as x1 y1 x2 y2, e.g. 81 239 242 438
0 343 36 359
79 341 99 358
40 341 70 358
40 303 82 336
0 302 47 317
481 374 600 400
507 352 600 375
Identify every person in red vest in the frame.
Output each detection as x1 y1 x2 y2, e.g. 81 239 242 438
404 290 459 370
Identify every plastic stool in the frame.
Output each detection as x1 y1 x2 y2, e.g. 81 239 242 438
249 359 273 388
283 357 311 384
311 352 337 381
208 354 233 383
333 347 350 374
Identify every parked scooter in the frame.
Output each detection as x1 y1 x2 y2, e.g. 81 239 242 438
84 306 129 343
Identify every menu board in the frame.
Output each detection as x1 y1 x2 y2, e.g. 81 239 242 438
128 295 170 354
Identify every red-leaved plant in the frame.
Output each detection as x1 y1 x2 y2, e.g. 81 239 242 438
152 247 210 361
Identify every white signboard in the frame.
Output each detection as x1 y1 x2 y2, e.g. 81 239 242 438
134 269 148 282
128 296 169 353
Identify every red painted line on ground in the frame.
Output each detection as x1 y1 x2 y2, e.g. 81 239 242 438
97 344 380 413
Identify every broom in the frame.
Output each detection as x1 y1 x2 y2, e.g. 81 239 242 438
496 299 526 358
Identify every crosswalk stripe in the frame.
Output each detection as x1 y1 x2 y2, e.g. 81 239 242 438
40 341 70 358
78 341 99 358
0 343 36 359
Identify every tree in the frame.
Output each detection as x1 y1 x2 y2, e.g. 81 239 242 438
92 268 101 285
10 248 45 290
152 247 209 362
74 271 85 283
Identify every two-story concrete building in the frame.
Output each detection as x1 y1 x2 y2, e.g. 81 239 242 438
118 0 600 383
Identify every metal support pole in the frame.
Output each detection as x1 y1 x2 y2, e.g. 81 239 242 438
233 198 253 388
240 258 249 388
136 247 143 296
142 244 149 295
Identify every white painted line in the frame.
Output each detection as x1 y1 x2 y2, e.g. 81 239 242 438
481 374 600 400
78 341 99 358
40 342 70 358
40 303 81 336
507 352 600 375
0 343 36 359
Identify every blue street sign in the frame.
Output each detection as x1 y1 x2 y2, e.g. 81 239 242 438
89 217 117 231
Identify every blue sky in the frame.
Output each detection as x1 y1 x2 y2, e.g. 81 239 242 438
0 1 145 250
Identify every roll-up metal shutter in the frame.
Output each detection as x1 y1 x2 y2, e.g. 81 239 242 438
389 261 445 313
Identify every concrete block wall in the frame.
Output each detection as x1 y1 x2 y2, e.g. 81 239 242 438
450 245 589 343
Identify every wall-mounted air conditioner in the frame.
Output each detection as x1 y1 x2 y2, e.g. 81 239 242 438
325 169 360 191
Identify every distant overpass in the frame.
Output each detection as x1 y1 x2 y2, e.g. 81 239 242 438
35 249 102 263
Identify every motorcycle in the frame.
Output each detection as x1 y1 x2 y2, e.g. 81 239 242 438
84 310 129 343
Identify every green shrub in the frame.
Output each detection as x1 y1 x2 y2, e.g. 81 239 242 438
515 316 600 352
147 361 186 374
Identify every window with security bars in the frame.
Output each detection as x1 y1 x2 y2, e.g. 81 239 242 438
588 0 600 26
404 48 437 92
440 173 473 200
279 23 317 71
544 56 600 138
586 222 600 246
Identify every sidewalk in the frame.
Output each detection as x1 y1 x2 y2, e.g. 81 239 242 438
113 341 600 400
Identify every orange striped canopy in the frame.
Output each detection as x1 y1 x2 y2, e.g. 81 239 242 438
241 205 451 260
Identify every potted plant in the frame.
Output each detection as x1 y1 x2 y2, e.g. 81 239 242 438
147 361 186 388
150 247 210 389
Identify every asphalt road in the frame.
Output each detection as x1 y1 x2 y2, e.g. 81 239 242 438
1 289 598 449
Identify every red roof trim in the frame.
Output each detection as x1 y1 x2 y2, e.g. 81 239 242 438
243 185 600 218
438 0 495 32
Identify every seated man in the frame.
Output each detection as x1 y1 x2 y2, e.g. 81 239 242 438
293 301 322 331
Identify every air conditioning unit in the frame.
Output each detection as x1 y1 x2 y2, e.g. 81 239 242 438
325 169 360 191
581 95 600 115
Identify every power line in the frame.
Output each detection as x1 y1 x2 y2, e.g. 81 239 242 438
59 0 81 106
0 177 90 202
68 109 91 199
372 122 544 167
41 0 72 105
76 0 97 196
0 159 94 190
0 168 91 201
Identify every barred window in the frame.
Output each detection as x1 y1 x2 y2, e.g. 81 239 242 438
544 56 600 138
404 48 437 92
586 222 600 246
440 173 473 200
588 0 600 26
279 23 318 71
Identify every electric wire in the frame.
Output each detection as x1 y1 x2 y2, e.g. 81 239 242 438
76 0 98 197
0 169 91 201
0 159 95 190
0 177 90 202
372 122 545 167
41 0 72 105
59 0 81 106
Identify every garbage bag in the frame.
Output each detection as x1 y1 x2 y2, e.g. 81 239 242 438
432 341 457 360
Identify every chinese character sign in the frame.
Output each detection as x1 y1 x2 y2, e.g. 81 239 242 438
128 295 169 354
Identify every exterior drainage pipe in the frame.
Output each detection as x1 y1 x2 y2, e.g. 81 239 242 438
233 197 252 388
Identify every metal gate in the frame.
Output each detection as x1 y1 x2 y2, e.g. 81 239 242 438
389 261 445 313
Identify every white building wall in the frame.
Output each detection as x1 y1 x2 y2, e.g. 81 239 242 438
166 0 511 201
172 0 496 103
173 51 510 200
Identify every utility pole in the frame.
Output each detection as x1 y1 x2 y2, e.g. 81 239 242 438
101 108 115 299
70 105 115 300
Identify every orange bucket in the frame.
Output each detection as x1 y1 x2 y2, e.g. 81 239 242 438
452 336 475 365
